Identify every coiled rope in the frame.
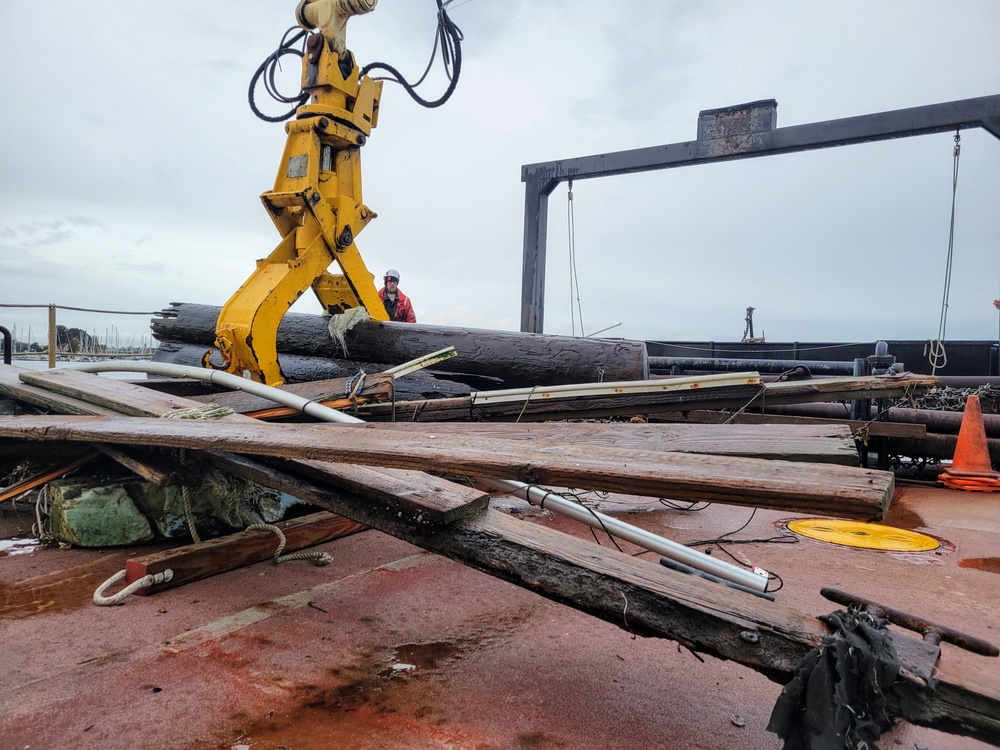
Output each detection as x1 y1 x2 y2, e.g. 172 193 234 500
246 523 333 566
94 569 174 606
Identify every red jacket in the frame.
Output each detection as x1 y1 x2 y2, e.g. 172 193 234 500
378 287 416 323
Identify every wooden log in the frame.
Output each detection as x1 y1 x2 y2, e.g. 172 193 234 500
0 414 896 520
124 511 367 594
151 302 649 387
359 421 861 465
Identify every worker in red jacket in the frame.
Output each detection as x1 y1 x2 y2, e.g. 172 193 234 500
378 268 416 322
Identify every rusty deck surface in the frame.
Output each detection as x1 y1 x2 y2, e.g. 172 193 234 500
1 481 997 750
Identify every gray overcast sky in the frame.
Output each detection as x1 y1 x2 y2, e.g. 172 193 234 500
1 0 998 351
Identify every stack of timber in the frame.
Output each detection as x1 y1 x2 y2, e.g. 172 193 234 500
150 302 649 393
348 372 938 423
0 364 998 744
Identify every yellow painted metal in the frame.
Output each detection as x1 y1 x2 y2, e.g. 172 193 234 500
786 519 939 552
210 20 387 385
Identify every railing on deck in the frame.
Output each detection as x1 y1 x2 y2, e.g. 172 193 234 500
0 303 157 368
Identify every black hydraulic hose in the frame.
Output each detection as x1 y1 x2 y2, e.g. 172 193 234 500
361 0 463 108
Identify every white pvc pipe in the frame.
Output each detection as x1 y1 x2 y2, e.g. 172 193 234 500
67 361 768 592
477 479 767 591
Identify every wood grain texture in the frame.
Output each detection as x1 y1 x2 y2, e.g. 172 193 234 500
151 302 649 387
0 414 894 519
358 421 861 465
16 367 489 525
124 511 367 593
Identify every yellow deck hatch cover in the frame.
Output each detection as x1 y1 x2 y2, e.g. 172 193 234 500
786 519 939 552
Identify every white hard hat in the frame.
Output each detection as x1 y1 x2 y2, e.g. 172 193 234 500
384 268 400 281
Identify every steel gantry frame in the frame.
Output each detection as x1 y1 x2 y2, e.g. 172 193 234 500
520 94 1000 333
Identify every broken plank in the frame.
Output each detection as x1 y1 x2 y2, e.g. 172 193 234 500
761 374 938 405
216 450 1000 745
0 364 123 417
125 511 367 594
353 384 766 422
14 367 489 525
352 373 937 422
0 415 895 520
17 367 235 419
358 421 861 465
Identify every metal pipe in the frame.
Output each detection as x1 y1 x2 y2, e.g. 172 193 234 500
477 479 768 592
67 360 769 592
0 325 11 365
647 356 853 375
47 304 56 370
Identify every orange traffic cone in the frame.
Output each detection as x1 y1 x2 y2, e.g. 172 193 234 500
939 395 1000 492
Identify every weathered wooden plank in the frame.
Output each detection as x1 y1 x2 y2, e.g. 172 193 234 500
124 511 367 594
217 450 1000 745
0 364 122 417
650 409 927 439
152 302 650 387
16 367 489 525
354 384 767 422
352 374 937 422
17 367 233 419
358 421 860 465
762 374 938 404
0 415 895 519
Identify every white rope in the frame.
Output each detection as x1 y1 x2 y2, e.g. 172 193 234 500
567 180 585 337
93 568 174 606
246 523 333 566
160 403 234 420
929 131 961 375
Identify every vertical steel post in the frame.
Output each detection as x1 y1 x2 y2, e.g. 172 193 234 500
520 177 557 333
0 325 11 365
48 304 56 370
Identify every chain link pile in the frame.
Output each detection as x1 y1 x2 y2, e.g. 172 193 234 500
893 384 1000 414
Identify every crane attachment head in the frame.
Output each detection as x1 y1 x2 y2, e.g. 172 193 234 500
295 0 378 54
